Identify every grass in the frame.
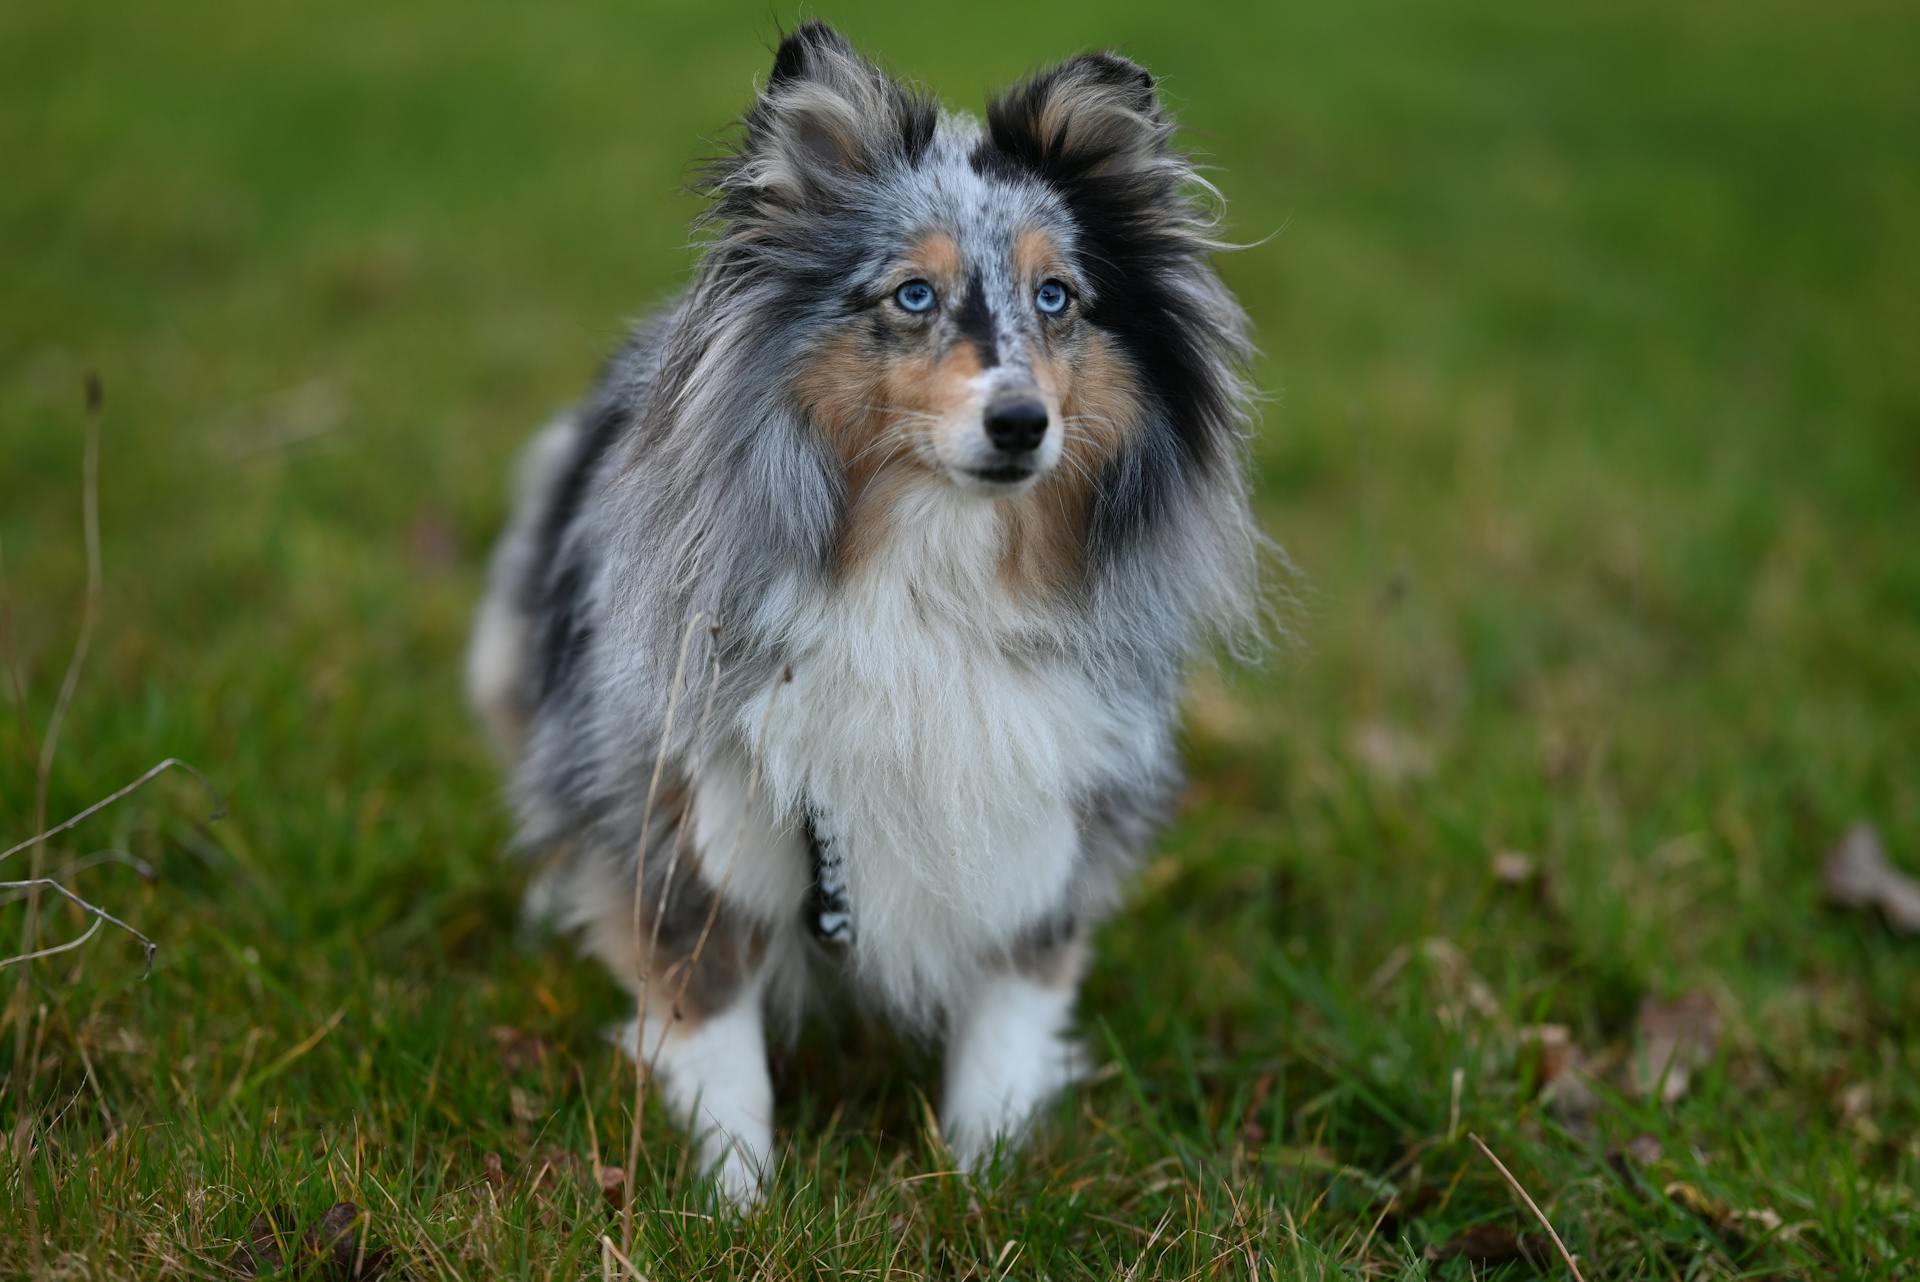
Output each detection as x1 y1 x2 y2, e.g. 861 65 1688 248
3 0 1917 1276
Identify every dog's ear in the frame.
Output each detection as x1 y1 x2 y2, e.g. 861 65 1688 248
739 23 933 204
984 52 1174 184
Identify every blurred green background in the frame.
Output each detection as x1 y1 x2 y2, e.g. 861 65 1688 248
3 1 1917 1277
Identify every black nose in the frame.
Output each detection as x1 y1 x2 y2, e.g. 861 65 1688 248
983 396 1048 454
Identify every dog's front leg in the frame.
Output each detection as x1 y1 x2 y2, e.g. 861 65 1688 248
940 926 1089 1170
579 837 779 1206
624 964 773 1207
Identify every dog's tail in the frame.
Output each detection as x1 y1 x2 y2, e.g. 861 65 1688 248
466 414 581 760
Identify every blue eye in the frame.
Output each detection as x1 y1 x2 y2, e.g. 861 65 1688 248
894 279 937 313
1035 280 1070 315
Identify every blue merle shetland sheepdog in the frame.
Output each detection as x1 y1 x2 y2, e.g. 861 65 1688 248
468 23 1261 1204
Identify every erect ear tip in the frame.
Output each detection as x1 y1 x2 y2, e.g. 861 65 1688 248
769 21 854 86
1076 51 1157 107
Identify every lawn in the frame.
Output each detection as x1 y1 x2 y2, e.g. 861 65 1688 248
3 0 1918 1277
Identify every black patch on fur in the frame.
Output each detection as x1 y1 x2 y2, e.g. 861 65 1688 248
896 94 938 166
800 805 853 948
534 396 628 698
539 562 592 699
1015 910 1076 957
952 269 999 368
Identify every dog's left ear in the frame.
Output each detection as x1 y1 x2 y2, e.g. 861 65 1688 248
738 22 933 206
983 52 1175 185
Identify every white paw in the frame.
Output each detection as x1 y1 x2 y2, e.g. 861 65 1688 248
705 1142 768 1210
611 993 774 1211
941 974 1085 1170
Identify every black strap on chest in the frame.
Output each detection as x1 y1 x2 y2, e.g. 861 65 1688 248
801 804 853 948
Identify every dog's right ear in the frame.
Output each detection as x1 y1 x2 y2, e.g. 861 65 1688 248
984 52 1174 187
731 23 933 209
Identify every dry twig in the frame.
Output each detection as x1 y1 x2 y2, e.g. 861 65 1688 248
1 757 223 866
0 878 155 973
622 610 710 1250
1468 1132 1587 1281
3 383 219 975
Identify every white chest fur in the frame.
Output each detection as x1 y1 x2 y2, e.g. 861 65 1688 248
733 484 1125 1014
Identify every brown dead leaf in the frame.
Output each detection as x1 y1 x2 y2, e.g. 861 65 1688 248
1664 1180 1724 1221
1350 722 1435 785
100 1026 147 1055
1520 1020 1612 1128
1731 1206 1784 1238
509 1085 545 1124
1491 851 1537 887
231 1202 392 1280
1516 1023 1606 1126
1518 1024 1573 1084
1836 1080 1881 1142
407 510 458 571
1544 1069 1601 1127
1367 938 1499 1025
1823 823 1920 934
531 1145 591 1194
490 1025 554 1074
1427 1223 1547 1267
310 1203 394 1280
1604 1135 1664 1201
1631 992 1719 1104
1663 1182 1790 1247
1241 1071 1276 1146
597 1164 628 1211
232 1207 294 1277
1539 729 1583 787
482 1150 507 1191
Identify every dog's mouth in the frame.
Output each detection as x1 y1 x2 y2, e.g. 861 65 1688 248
965 463 1038 486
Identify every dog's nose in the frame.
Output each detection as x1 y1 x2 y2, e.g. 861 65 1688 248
983 397 1049 454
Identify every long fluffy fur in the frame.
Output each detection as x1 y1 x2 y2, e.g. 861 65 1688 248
471 23 1260 1032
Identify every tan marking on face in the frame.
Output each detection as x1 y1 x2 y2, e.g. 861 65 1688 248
1013 229 1062 285
794 332 880 474
1000 330 1143 596
796 327 990 573
907 230 964 285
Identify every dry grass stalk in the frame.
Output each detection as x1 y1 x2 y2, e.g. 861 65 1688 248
1 757 222 866
0 879 154 973
0 541 28 722
6 372 101 1279
13 376 102 980
622 609 710 1251
620 639 793 1252
1468 1132 1587 1281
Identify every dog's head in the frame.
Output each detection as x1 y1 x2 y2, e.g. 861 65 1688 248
701 24 1246 568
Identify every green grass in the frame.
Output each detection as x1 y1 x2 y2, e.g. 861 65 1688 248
4 0 1918 1276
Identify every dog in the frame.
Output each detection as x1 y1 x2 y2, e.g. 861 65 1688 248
468 22 1260 1204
